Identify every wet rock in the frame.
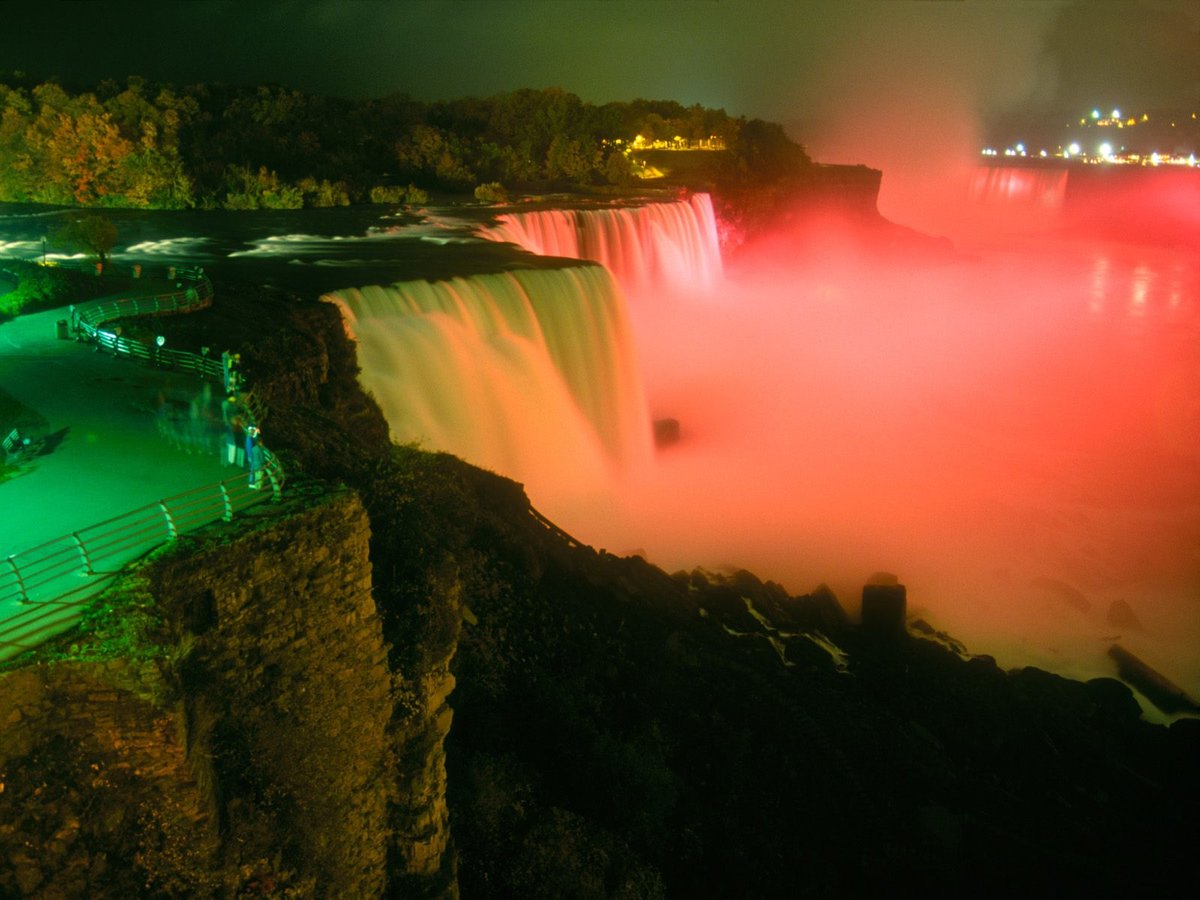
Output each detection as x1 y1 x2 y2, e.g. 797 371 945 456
1028 576 1090 612
652 417 681 447
1108 644 1200 714
861 582 906 638
1106 599 1143 631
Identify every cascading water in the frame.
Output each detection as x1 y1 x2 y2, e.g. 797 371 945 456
324 186 1197 713
966 165 1070 210
480 193 724 296
327 265 653 500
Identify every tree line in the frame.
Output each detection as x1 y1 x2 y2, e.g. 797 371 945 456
0 73 811 210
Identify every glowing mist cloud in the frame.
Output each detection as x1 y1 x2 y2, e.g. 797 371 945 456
332 190 1200 711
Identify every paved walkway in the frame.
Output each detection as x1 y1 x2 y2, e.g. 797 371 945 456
0 293 247 660
1 305 233 556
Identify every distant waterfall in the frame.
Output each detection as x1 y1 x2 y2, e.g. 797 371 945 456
328 265 653 493
967 166 1070 210
480 193 723 295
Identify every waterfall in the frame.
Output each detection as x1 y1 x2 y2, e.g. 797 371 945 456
480 193 723 295
327 265 653 494
966 166 1070 210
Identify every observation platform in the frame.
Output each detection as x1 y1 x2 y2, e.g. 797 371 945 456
0 285 259 660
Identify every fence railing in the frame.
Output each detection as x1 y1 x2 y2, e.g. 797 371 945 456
0 453 284 662
74 268 213 329
0 263 288 664
71 266 223 383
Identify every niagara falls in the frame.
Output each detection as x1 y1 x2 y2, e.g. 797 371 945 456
1 2 1198 896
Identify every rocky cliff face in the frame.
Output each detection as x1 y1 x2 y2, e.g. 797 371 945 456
0 488 457 897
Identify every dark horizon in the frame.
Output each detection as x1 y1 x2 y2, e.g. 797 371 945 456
7 1 1198 158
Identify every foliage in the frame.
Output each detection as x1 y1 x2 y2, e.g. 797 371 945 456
0 258 106 318
368 183 428 205
222 165 303 210
49 213 118 263
395 123 476 188
603 148 636 186
473 181 508 203
0 75 788 206
1 575 169 674
297 176 350 207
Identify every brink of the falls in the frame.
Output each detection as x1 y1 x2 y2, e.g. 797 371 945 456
327 265 653 499
479 193 724 296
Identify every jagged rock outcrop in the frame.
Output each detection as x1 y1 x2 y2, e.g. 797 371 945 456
0 488 459 898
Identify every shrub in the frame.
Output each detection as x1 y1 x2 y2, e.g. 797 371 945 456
223 165 303 210
474 182 509 203
298 177 350 208
0 260 102 318
368 184 429 205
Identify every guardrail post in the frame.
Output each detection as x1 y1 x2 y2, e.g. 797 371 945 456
6 556 29 605
220 483 234 521
159 501 178 540
72 532 95 575
265 462 282 502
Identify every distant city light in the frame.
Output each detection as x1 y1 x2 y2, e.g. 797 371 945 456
982 106 1197 167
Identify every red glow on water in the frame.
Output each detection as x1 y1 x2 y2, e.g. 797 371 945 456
349 186 1199 710
546 193 1200 706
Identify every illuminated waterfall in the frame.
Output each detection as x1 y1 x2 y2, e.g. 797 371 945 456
480 193 723 295
328 265 653 494
967 166 1069 210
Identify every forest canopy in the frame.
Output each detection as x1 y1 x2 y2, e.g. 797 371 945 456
0 74 810 210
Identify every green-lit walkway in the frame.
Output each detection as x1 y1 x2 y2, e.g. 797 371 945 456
0 295 246 660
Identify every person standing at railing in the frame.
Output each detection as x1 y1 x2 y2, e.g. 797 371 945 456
222 351 242 394
246 425 264 489
221 394 240 466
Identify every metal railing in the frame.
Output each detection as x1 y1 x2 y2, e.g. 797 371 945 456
0 263 289 664
87 334 224 380
0 453 283 662
72 266 223 381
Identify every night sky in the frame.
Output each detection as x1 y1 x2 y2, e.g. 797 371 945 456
6 0 1199 161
